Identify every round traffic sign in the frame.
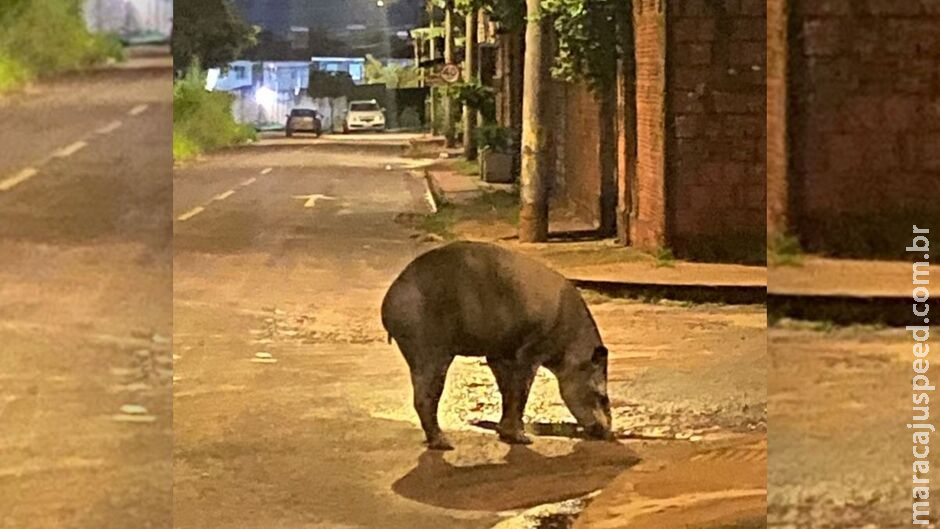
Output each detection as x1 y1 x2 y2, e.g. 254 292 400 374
440 63 461 84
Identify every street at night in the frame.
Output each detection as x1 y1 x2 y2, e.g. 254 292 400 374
0 48 173 529
172 135 766 529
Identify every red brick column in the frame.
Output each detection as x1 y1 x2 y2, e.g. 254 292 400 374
630 0 668 250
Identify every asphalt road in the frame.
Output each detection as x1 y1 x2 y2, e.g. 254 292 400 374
173 136 767 529
0 54 172 528
769 324 938 528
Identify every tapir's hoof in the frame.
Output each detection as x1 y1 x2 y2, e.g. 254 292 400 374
498 430 533 445
426 435 455 451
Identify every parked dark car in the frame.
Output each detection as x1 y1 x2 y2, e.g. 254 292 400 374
286 108 322 138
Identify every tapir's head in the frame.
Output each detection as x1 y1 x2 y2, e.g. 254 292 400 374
558 344 613 440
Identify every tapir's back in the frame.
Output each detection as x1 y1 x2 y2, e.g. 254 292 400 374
381 242 574 354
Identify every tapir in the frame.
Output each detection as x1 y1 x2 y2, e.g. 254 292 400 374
381 241 612 450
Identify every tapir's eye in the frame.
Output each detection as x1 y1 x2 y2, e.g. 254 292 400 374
592 346 608 364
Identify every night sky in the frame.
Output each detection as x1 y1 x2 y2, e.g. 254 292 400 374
232 0 425 37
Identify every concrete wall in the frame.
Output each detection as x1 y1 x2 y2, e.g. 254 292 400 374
84 0 172 39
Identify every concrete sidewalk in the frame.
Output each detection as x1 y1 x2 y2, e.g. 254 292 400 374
424 165 767 305
424 161 918 323
768 257 915 326
770 257 911 297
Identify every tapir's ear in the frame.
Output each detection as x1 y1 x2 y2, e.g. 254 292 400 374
592 345 608 364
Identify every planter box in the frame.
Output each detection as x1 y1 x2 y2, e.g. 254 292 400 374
480 148 514 183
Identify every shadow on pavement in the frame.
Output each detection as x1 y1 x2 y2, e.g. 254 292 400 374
392 442 640 512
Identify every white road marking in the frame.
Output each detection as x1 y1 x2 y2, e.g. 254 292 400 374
213 190 236 201
52 141 88 158
260 167 272 175
240 177 257 187
293 194 337 208
128 104 149 116
96 120 123 135
177 206 205 221
0 167 39 192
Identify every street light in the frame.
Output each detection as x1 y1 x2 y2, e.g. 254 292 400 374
376 0 385 6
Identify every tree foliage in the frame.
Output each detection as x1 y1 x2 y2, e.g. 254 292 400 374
0 0 122 88
440 0 628 89
307 70 357 99
364 54 422 88
172 0 256 73
542 0 627 90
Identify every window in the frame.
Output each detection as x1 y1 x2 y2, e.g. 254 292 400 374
350 102 380 112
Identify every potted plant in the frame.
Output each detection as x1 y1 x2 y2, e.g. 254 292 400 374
475 124 514 183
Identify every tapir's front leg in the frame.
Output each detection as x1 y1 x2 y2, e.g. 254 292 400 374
488 357 538 444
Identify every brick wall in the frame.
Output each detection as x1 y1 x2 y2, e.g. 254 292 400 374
786 0 940 258
556 82 604 223
666 0 766 262
631 0 668 249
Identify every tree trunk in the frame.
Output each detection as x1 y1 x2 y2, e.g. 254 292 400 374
598 86 618 237
443 0 456 147
518 0 552 243
428 6 438 135
616 1 636 245
462 9 479 161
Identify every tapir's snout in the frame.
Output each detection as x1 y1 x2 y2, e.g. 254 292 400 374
585 421 614 441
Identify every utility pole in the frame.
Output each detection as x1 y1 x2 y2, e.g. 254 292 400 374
443 0 456 147
518 0 552 242
428 1 438 135
462 7 479 160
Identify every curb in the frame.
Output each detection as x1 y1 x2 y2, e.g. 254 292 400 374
422 170 445 213
424 169 769 307
574 279 767 306
769 292 913 327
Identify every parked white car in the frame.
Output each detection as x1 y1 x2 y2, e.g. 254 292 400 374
343 100 386 133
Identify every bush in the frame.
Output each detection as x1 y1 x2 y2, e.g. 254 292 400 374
398 107 423 129
173 134 202 161
448 80 496 122
0 54 31 93
474 124 512 152
173 66 256 161
0 0 124 93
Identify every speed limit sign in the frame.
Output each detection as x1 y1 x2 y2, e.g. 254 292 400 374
440 63 461 84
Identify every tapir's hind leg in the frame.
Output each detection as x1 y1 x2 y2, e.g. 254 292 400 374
488 357 537 445
400 341 454 450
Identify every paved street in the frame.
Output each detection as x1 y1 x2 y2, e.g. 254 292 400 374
769 324 935 529
173 136 767 529
0 53 172 528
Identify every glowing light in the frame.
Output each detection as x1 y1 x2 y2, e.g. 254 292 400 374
255 86 277 109
376 0 384 6
205 68 221 91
